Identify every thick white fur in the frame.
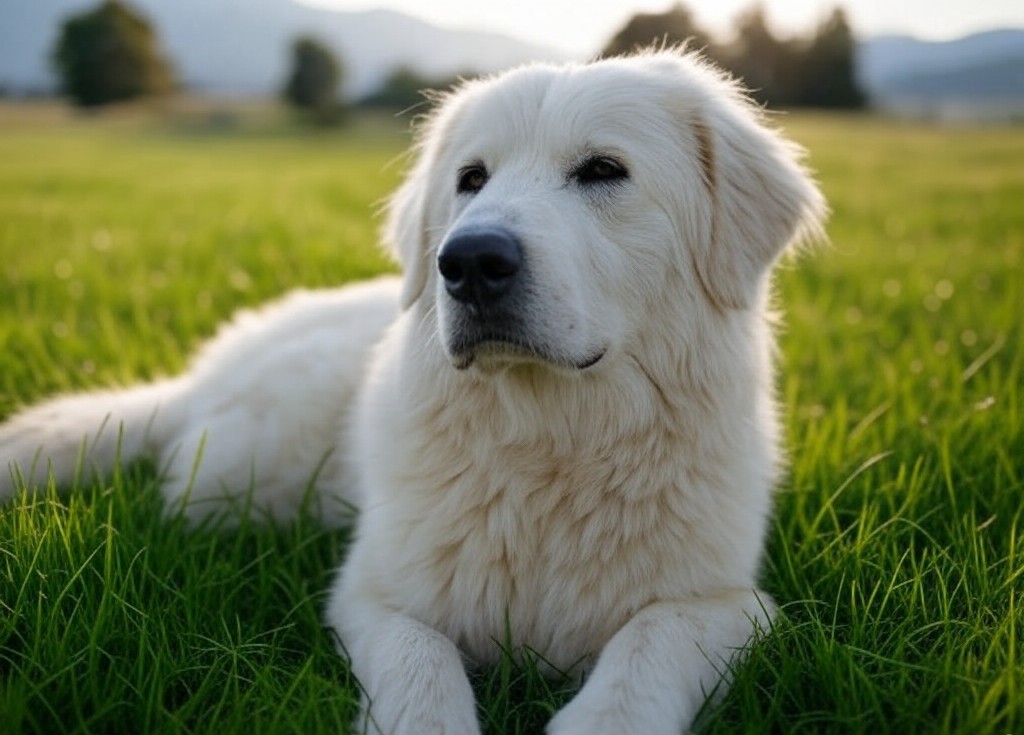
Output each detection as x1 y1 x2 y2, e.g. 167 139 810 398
0 281 399 522
0 50 824 734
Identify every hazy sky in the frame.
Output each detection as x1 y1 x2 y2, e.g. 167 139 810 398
298 0 1024 55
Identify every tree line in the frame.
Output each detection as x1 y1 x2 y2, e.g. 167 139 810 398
602 3 864 108
52 0 864 115
51 0 346 121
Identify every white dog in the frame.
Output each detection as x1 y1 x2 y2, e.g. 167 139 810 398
0 50 824 734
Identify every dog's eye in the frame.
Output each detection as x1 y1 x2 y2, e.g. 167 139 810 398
457 163 488 194
573 156 629 185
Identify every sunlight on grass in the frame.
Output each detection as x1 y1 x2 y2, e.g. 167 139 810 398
1 108 1021 733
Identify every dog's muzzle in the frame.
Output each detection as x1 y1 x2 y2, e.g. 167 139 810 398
437 227 523 310
436 226 604 371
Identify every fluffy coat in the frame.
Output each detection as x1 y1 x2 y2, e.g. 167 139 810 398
0 50 825 734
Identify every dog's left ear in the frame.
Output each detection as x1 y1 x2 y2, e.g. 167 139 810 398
686 66 827 310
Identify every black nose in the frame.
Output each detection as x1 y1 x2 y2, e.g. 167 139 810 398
437 228 523 306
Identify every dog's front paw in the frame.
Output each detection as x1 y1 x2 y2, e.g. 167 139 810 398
547 690 680 735
359 694 481 735
547 697 641 735
350 636 483 735
355 669 483 735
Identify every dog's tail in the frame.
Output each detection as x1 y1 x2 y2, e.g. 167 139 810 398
0 378 188 501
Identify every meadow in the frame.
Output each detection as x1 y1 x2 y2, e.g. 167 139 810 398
0 104 1021 734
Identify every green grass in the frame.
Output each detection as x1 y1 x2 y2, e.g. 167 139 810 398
0 106 1021 734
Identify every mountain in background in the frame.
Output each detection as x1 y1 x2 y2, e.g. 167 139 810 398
857 29 1024 116
1 1 1023 118
0 0 566 98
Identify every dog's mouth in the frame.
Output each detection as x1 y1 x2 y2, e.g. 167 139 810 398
442 296 605 373
450 335 605 372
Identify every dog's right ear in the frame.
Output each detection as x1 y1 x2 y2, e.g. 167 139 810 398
382 156 431 310
383 85 475 310
383 90 468 310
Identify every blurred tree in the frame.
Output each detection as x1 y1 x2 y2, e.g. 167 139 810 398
796 8 866 107
358 66 466 111
51 0 175 107
599 3 865 109
725 5 800 106
359 66 431 110
283 35 344 123
601 3 717 59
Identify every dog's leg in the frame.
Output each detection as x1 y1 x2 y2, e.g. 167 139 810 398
326 584 481 735
1 280 400 522
547 589 774 735
0 380 187 501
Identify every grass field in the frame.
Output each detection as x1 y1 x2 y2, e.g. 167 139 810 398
0 105 1021 734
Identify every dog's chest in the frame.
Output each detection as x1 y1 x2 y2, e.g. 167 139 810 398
378 438 696 669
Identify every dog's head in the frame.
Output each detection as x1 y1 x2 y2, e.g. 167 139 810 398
383 50 825 372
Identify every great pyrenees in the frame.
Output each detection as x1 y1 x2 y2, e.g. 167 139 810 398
0 50 824 734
